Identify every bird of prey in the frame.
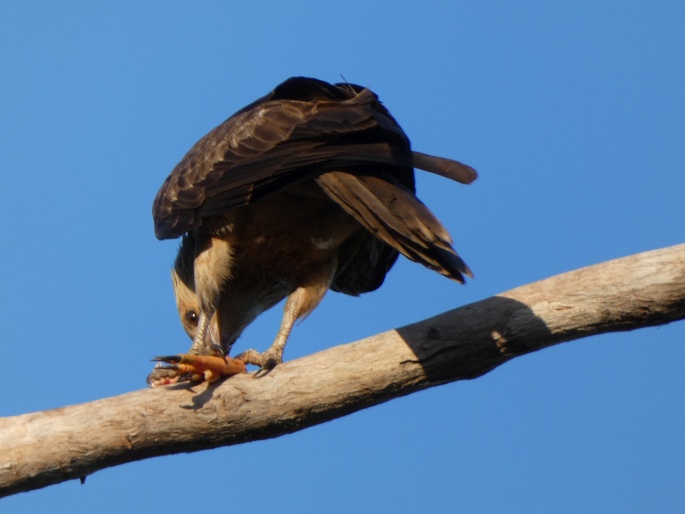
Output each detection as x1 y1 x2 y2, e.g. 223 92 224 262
148 76 477 386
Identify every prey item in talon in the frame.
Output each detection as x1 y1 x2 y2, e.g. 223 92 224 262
151 76 476 384
146 362 185 387
148 354 246 386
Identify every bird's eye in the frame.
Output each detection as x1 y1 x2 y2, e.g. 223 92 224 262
185 310 199 326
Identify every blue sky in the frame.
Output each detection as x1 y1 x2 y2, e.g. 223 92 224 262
1 1 683 512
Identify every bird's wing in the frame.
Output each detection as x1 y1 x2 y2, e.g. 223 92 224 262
317 171 472 283
152 83 409 240
154 76 478 242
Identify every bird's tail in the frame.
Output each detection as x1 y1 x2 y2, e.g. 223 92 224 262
411 151 478 185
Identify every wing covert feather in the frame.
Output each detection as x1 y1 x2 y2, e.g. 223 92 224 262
153 87 408 239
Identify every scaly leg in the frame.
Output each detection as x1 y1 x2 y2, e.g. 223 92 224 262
188 307 215 355
239 260 337 376
190 235 234 355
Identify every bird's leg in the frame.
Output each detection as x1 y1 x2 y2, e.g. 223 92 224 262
188 307 215 355
239 260 336 376
191 235 234 355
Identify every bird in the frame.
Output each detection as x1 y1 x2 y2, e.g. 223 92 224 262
148 76 477 386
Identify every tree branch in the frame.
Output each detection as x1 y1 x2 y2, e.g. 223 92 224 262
1 243 684 497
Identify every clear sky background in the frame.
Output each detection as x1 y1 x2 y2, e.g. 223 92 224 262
1 1 683 512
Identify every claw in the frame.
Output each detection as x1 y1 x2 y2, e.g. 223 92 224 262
237 349 282 378
253 357 280 378
148 353 246 386
207 344 225 357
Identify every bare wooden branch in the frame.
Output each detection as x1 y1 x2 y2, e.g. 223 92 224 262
1 243 684 497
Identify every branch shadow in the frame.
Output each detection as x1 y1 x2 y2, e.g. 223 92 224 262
395 295 554 384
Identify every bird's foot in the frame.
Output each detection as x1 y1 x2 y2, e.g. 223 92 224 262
237 348 283 377
147 353 246 387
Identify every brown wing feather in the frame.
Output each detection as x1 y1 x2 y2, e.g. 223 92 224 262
316 171 472 283
152 80 411 240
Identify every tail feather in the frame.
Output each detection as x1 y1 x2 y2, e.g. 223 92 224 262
412 151 478 185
